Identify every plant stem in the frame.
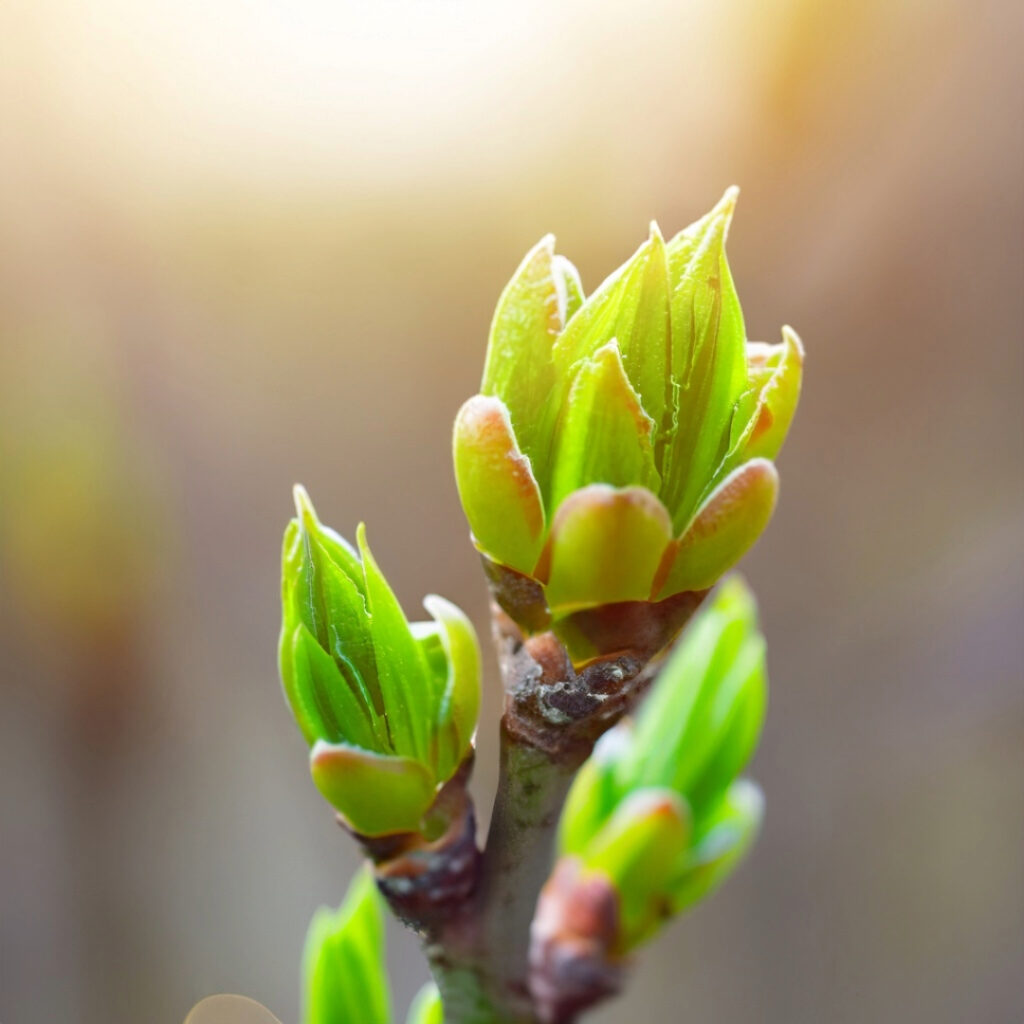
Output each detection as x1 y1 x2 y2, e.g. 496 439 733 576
426 952 535 1024
389 599 704 1022
421 725 582 1024
480 727 584 1015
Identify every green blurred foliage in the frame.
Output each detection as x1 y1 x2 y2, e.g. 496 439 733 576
302 868 391 1024
560 578 766 948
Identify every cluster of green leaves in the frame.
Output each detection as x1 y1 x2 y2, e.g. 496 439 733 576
279 486 481 836
274 192 803 1021
558 577 767 950
303 868 442 1024
453 189 802 646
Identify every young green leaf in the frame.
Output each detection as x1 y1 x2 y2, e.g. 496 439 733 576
405 983 443 1024
453 394 546 575
286 623 380 751
421 594 481 778
730 327 804 469
303 867 392 1024
549 341 661 513
685 635 767 814
656 459 778 597
481 236 582 494
279 488 482 837
668 779 763 914
356 524 430 762
541 485 674 615
631 577 763 793
554 227 672 434
310 741 436 837
557 739 624 857
658 188 749 532
582 788 691 947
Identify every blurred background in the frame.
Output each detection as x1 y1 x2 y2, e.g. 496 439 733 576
1 0 1021 1021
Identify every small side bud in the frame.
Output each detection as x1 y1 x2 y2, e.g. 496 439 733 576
530 858 624 1023
551 577 767 952
279 487 482 837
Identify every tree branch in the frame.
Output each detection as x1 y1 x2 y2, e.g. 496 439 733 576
365 593 708 1023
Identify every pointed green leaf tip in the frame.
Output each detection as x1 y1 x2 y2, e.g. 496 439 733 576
303 866 391 1024
280 486 481 836
454 190 802 636
557 576 767 949
405 983 443 1024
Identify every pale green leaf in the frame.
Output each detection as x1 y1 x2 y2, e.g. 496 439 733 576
554 227 672 438
668 779 763 914
541 484 674 616
716 326 804 486
558 737 625 856
405 982 443 1024
660 188 749 531
453 395 546 575
310 740 436 837
422 594 481 781
621 577 760 794
481 236 582 494
284 624 380 751
656 459 778 598
303 866 392 1024
582 788 690 948
686 635 767 815
549 341 661 513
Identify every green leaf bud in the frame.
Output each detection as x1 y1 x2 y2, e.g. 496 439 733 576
405 982 443 1024
454 191 802 657
302 866 392 1024
555 577 767 949
556 728 627 857
280 486 481 836
668 779 763 914
580 788 691 949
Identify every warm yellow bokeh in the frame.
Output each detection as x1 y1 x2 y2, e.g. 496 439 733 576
0 1 1019 1022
